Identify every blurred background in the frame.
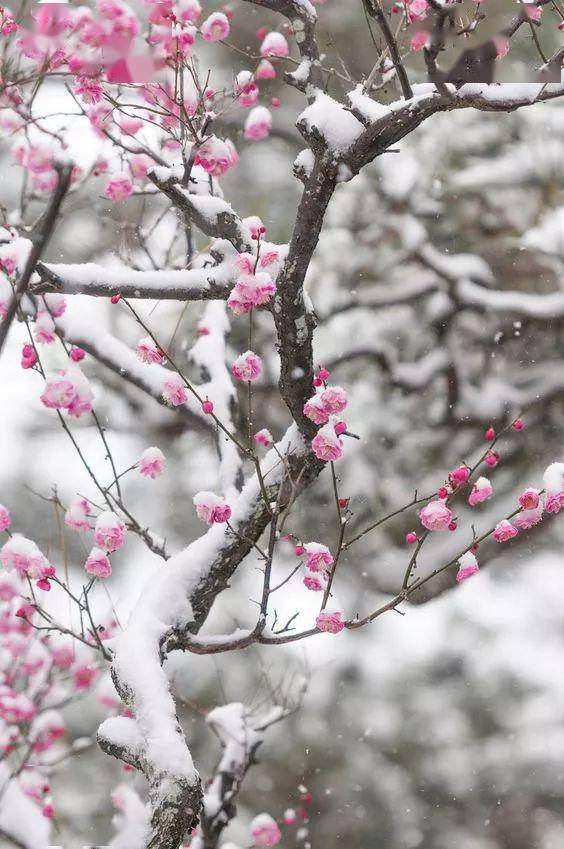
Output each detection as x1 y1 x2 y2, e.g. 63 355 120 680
1 1 564 847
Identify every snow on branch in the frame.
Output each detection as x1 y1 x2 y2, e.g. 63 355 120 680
34 256 237 301
457 278 564 320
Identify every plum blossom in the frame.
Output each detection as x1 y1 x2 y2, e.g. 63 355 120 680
93 511 125 552
419 500 452 531
0 535 52 580
162 372 188 406
493 520 518 542
256 59 276 79
316 609 346 634
193 491 231 524
136 337 164 364
450 465 470 486
33 310 56 344
84 547 112 579
231 350 262 381
245 106 272 141
320 386 348 415
74 76 104 104
254 428 273 447
311 420 343 462
303 394 328 425
468 476 493 506
227 272 276 314
64 497 90 531
42 292 66 317
514 507 543 530
0 505 10 534
543 462 564 513
235 70 259 108
304 572 327 591
21 343 37 369
411 30 429 51
200 11 229 42
456 551 479 583
250 812 282 846
139 446 166 478
519 487 540 510
104 175 133 202
303 542 333 572
194 136 238 177
260 31 289 57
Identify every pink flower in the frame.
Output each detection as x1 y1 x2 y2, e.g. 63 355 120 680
456 552 479 583
514 507 543 530
244 106 272 141
250 813 282 846
104 175 133 202
450 465 470 486
21 344 37 369
304 542 333 572
419 500 452 531
33 311 56 344
66 366 94 418
136 337 164 364
543 462 564 513
200 11 229 41
0 535 52 579
320 386 348 415
254 428 273 447
303 394 329 425
231 350 263 381
235 70 259 108
256 59 276 79
193 491 231 524
177 0 202 22
64 497 90 531
519 487 540 510
42 293 66 317
139 446 165 478
0 505 11 534
405 531 417 544
493 520 518 542
260 31 289 57
493 35 510 59
73 665 96 690
130 154 153 180
93 511 125 553
51 644 74 669
316 609 346 634
85 547 112 579
468 476 493 506
73 75 104 104
162 372 188 406
311 422 343 462
227 273 276 314
410 30 429 51
194 136 238 177
303 572 327 591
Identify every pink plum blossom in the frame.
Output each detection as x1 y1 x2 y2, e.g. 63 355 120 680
250 813 282 846
93 511 125 552
200 11 229 42
304 542 333 572
0 535 52 580
311 421 343 462
303 394 329 425
162 372 188 406
104 175 133 202
320 386 348 415
468 476 493 506
139 446 166 478
84 547 112 579
231 350 263 381
303 572 327 591
514 507 543 530
21 344 37 370
316 609 346 634
256 59 276 79
0 505 11 534
519 487 540 510
227 273 276 314
411 30 429 51
450 465 470 486
64 497 90 531
456 552 479 583
260 31 289 57
193 491 232 524
244 106 272 141
419 500 452 531
254 428 273 447
235 70 259 108
194 136 238 177
493 520 518 542
136 337 164 364
33 311 56 344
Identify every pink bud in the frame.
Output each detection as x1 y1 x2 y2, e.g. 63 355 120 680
334 421 347 435
448 521 457 531
110 294 121 304
317 368 330 380
70 347 85 362
294 544 305 556
484 427 495 440
485 451 499 468
513 418 524 431
437 486 448 499
405 531 417 544
202 399 214 414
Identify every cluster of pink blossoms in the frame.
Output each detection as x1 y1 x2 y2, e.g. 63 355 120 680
193 491 231 525
0 534 55 590
40 364 94 419
62 504 125 580
303 377 349 463
299 542 333 593
227 271 276 315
